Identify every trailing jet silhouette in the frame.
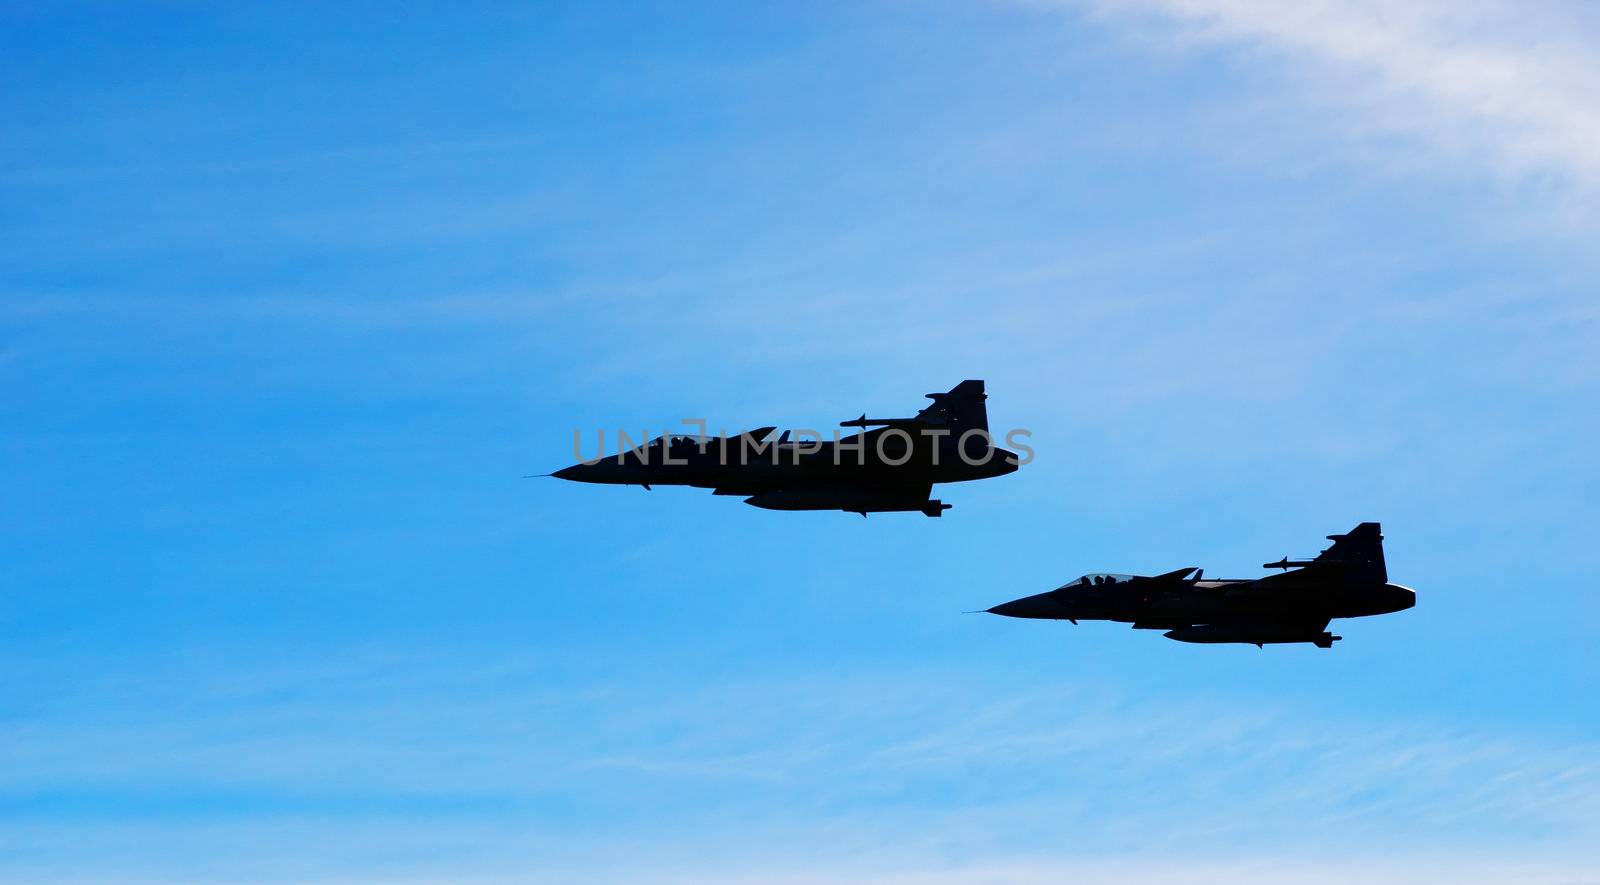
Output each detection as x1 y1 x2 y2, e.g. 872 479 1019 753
548 380 1021 517
986 523 1414 648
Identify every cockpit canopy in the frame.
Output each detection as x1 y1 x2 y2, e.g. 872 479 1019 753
617 434 704 459
636 434 700 450
1058 572 1136 590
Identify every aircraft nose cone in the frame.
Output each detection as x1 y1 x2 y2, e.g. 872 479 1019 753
987 593 1058 619
551 464 586 481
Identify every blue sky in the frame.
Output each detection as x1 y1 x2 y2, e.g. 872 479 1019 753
3 1 1598 881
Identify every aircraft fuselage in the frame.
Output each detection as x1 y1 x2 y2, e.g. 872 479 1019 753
986 523 1415 647
990 578 1416 626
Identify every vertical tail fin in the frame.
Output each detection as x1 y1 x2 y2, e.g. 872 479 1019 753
1315 522 1387 583
916 379 989 435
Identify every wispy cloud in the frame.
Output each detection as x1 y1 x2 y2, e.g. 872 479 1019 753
3 657 1596 881
540 856 1598 885
1065 0 1600 195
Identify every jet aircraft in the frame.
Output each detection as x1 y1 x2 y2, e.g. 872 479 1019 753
548 380 1019 516
986 522 1414 647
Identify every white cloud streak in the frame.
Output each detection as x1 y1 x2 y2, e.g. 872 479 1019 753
2 659 1597 881
1069 0 1600 193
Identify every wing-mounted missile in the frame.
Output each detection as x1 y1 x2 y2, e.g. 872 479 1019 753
839 380 988 431
1263 523 1387 577
838 414 932 429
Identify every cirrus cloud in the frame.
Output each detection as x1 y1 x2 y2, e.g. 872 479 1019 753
1064 0 1600 195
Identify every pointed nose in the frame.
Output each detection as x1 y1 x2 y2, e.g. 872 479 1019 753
987 593 1059 619
551 464 587 481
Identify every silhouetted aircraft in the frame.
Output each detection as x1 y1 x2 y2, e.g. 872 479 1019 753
986 522 1414 647
549 380 1020 516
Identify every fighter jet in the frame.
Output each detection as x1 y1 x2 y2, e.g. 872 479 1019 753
986 522 1414 648
548 380 1020 516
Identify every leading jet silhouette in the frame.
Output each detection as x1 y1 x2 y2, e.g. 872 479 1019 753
986 522 1414 647
549 380 1021 517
